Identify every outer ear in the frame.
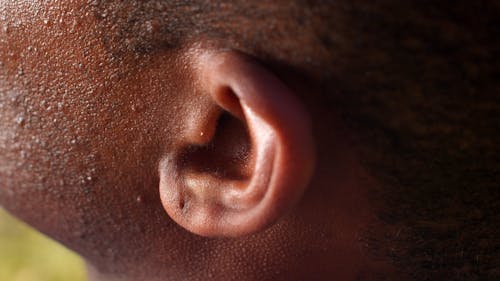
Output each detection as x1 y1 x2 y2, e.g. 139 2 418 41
159 50 315 237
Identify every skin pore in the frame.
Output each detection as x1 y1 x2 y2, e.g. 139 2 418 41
1 1 499 281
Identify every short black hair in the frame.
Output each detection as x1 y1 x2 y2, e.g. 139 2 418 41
319 2 500 280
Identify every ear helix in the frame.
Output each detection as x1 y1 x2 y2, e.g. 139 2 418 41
158 50 315 237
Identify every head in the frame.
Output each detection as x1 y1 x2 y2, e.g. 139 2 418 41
0 1 498 280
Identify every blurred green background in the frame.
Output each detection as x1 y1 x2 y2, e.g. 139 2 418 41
0 207 86 281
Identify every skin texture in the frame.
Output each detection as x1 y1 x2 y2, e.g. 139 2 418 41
1 0 498 281
0 1 379 280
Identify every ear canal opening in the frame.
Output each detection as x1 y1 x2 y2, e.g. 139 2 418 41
178 109 254 182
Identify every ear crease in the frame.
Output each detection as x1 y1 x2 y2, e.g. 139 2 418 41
177 110 253 182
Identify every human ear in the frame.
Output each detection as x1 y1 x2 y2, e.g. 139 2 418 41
159 50 315 237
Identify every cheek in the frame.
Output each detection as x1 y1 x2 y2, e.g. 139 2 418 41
0 1 115 214
0 54 191 266
0 3 204 270
0 65 182 259
0 2 185 258
0 77 126 222
0 82 101 244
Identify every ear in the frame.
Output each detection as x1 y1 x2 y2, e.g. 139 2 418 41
159 50 315 237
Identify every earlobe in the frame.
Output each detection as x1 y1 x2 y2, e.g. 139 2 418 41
159 50 315 237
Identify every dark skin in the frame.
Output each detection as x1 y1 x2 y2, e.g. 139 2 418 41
1 1 498 280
